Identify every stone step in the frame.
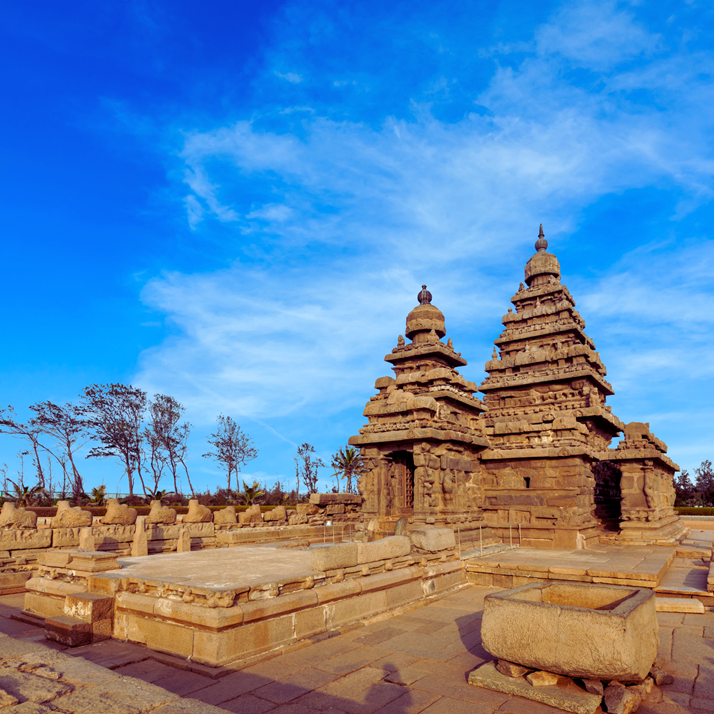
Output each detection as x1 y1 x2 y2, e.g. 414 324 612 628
44 615 92 647
656 597 705 614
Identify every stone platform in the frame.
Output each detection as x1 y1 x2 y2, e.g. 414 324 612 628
1 582 713 714
465 529 714 606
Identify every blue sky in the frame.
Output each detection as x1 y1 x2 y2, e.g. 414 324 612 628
2 0 713 494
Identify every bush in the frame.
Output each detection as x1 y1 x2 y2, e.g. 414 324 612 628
675 507 714 516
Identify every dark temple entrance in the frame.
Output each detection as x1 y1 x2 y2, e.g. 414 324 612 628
390 451 415 517
593 461 622 531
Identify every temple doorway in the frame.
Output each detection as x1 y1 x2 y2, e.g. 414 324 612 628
389 451 415 517
593 461 622 531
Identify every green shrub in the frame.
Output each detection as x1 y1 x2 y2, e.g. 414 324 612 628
675 507 714 516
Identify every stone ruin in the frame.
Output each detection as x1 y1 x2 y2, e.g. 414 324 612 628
350 226 684 549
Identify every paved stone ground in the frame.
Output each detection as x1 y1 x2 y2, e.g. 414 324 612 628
0 586 712 713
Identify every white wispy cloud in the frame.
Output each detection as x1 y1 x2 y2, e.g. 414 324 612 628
134 0 714 470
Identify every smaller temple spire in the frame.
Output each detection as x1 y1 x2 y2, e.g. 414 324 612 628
418 285 432 305
535 224 548 252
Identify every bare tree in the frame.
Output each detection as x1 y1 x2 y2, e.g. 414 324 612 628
295 443 324 495
80 384 147 501
145 395 192 495
202 415 257 492
0 406 49 488
29 401 88 503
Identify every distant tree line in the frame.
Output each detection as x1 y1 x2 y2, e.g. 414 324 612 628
0 383 367 507
674 461 714 506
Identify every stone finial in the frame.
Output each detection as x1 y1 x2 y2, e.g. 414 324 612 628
492 347 498 359
535 224 548 252
447 338 453 349
418 285 432 305
397 334 405 347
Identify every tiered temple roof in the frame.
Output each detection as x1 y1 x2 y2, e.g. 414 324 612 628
479 225 624 460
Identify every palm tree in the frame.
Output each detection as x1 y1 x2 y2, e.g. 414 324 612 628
330 447 366 494
90 485 107 506
240 480 265 506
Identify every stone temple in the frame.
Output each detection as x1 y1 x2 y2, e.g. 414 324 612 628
349 226 684 550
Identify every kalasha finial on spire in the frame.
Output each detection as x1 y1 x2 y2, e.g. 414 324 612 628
535 224 548 252
418 285 432 305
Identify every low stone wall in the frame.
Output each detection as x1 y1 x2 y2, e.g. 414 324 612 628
23 528 462 667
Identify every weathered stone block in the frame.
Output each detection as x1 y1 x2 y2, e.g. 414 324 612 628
325 504 345 515
297 503 319 515
357 536 410 564
64 592 114 623
481 582 658 681
311 542 359 571
309 493 362 505
469 661 601 714
101 499 138 525
0 502 37 529
213 506 237 524
51 501 92 528
0 529 51 551
264 506 287 522
177 527 191 552
238 505 262 524
183 499 212 523
146 500 177 525
45 615 92 647
52 527 81 548
409 528 455 553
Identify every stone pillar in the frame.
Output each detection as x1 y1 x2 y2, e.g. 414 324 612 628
131 516 148 557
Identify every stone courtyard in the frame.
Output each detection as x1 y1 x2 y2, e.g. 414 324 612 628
0 578 713 714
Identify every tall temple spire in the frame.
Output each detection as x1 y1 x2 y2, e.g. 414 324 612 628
535 223 548 252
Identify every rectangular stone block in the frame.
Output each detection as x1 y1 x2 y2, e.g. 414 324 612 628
45 615 92 647
241 590 317 623
326 590 387 629
311 542 358 571
357 536 410 564
295 605 326 640
26 577 87 597
38 551 73 567
0 529 52 551
121 611 194 659
52 528 81 548
192 613 295 666
24 591 65 619
315 579 361 604
0 571 32 594
309 493 362 505
64 592 114 622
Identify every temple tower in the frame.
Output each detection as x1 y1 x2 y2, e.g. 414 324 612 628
349 286 491 541
478 226 683 547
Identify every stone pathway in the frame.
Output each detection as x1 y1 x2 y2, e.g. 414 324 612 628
1 585 713 713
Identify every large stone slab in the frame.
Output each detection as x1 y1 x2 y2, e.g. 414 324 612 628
409 527 455 553
469 661 601 714
309 493 362 505
357 536 411 564
0 529 51 551
481 581 658 681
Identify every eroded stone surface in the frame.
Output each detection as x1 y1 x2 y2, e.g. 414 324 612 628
495 660 529 678
146 501 177 525
183 501 212 524
481 582 658 681
212 506 236 525
51 502 92 529
0 503 37 529
469 661 601 714
102 499 138 526
526 670 559 686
